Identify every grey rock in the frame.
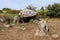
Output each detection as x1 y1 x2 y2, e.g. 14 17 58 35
0 17 6 22
19 9 37 17
13 16 18 24
20 26 26 30
4 24 11 27
35 19 49 36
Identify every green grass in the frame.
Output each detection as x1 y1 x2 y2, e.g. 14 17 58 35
29 19 33 23
0 13 18 18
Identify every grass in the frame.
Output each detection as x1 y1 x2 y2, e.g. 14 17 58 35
0 13 18 18
29 19 33 23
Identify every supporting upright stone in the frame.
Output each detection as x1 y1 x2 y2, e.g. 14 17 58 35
0 17 6 23
13 16 18 24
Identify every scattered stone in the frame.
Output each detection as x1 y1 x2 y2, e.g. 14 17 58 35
51 33 59 38
4 24 11 28
20 26 26 30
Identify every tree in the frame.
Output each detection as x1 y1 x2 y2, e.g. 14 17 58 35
41 6 44 10
40 6 44 15
46 3 60 18
2 8 11 10
26 5 36 11
6 10 20 14
37 6 45 18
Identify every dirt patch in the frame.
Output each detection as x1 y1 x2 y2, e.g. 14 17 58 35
0 19 60 40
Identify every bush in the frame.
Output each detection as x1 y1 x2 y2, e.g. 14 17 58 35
46 3 60 18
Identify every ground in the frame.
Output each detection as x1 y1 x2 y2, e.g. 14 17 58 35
0 18 60 40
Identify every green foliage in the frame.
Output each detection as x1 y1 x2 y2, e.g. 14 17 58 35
0 3 60 18
55 12 60 18
37 10 44 15
2 8 11 11
41 6 44 10
2 8 21 14
26 5 36 11
46 3 60 18
4 10 20 14
29 19 33 23
37 6 44 18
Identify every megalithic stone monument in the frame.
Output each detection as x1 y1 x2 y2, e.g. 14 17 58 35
35 19 49 36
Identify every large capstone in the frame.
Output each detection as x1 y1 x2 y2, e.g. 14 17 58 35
18 9 38 23
19 9 37 17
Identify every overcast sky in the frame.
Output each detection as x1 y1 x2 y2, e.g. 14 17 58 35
0 0 60 10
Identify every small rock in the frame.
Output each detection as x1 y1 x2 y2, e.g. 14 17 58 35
33 20 39 23
4 24 11 27
51 33 59 38
0 18 4 22
20 26 26 30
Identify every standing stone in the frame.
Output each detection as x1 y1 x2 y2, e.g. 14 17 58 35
13 16 18 24
0 17 6 23
35 19 49 36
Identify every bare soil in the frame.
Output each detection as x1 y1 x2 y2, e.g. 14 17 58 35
0 18 60 40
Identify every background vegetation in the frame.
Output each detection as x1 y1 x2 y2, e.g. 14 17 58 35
0 3 60 18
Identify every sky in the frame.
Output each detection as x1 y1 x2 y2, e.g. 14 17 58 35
0 0 60 10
